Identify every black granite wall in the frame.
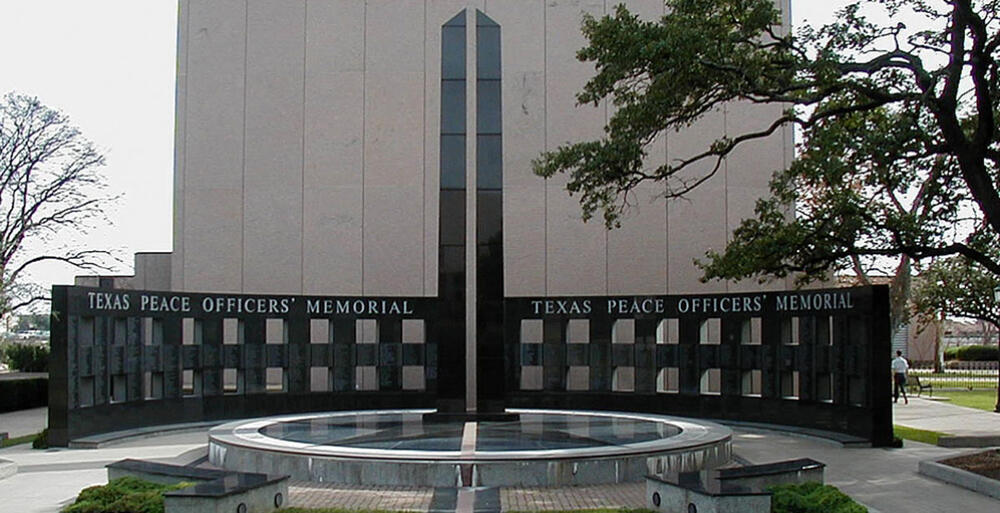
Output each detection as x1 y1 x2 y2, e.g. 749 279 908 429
503 286 893 446
48 286 437 446
49 285 892 447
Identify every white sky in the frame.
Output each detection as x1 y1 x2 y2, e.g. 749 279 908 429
0 0 904 294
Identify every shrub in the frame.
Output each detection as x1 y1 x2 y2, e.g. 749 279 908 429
63 477 192 513
33 427 49 449
770 482 867 513
1 343 49 372
944 344 999 362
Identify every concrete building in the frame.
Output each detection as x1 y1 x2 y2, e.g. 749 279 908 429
54 3 899 446
97 0 792 300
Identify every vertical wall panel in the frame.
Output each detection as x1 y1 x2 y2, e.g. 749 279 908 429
489 0 546 296
544 0 608 295
363 0 426 295
606 0 667 295
179 0 247 292
243 0 305 294
303 0 365 294
172 0 190 290
725 100 791 293
667 111 728 294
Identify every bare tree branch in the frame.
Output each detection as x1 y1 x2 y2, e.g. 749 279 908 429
0 92 114 317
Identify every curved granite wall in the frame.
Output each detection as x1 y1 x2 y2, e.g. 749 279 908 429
49 284 891 447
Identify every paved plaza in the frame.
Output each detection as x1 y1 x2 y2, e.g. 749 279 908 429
1 398 997 512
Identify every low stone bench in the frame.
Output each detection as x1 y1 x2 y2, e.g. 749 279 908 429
646 458 825 513
106 459 289 513
0 458 17 481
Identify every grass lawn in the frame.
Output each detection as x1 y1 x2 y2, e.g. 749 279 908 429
0 432 37 448
894 425 947 445
506 510 655 513
279 510 656 513
278 510 415 513
931 390 999 412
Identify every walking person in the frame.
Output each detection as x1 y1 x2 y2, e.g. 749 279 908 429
892 350 909 404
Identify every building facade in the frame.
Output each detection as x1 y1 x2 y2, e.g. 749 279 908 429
110 0 792 300
55 1 895 446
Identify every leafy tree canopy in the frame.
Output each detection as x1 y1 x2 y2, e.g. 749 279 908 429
913 230 1000 327
534 0 1000 286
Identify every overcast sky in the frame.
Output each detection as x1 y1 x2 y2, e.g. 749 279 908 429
0 1 899 295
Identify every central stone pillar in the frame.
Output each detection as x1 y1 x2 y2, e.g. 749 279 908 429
430 9 511 421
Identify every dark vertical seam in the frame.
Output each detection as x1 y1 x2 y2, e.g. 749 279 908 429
241 0 248 292
723 103 729 293
361 0 367 293
603 0 609 295
181 0 190 290
301 0 308 294
662 0 669 294
467 7 475 412
422 1 427 296
542 0 548 296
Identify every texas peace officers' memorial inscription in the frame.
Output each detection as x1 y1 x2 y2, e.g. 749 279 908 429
48 0 892 486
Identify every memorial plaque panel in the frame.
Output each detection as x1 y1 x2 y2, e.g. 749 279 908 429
566 344 588 366
309 344 330 367
401 344 424 366
110 346 126 375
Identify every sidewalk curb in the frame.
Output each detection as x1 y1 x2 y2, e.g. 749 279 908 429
0 458 16 481
69 421 220 449
918 455 1000 500
938 436 1000 448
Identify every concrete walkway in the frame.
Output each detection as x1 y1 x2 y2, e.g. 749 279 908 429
0 400 997 512
892 397 999 436
0 407 47 439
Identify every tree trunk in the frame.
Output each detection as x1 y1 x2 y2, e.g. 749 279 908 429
934 311 944 374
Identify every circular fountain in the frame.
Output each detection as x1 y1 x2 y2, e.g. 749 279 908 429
209 409 732 487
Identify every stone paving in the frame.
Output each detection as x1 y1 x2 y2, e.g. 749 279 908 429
1 399 998 512
282 482 646 512
499 483 644 511
288 482 435 511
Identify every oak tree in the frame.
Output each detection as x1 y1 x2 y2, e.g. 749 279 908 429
534 0 1000 302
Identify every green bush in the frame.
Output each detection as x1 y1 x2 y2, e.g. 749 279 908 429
944 344 999 362
33 427 49 449
63 477 192 513
1 343 49 372
770 482 867 513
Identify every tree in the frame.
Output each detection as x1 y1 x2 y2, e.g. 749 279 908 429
533 0 1000 292
0 92 114 317
913 242 1000 410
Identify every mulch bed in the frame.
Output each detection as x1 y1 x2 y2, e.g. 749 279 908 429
941 449 1000 480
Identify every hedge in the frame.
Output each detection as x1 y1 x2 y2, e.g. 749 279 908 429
1 343 49 372
770 482 867 513
943 344 999 362
0 377 47 413
64 477 193 513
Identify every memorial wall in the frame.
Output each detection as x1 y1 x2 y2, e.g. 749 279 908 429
49 285 892 446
